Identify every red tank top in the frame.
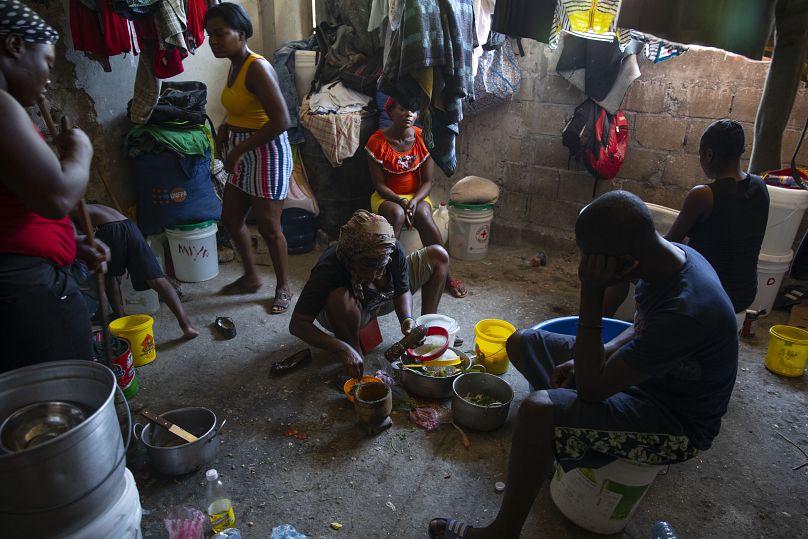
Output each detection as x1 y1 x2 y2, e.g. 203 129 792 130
0 182 76 266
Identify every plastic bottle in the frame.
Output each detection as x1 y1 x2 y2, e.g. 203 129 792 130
206 469 236 533
649 521 679 539
432 201 449 244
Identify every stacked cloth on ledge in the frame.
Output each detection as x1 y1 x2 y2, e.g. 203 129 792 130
299 90 367 168
379 0 475 177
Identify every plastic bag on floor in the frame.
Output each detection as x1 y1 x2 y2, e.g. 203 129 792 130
271 524 309 538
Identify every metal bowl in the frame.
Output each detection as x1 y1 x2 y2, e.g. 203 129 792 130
0 401 88 453
134 407 223 476
452 372 513 431
394 348 476 399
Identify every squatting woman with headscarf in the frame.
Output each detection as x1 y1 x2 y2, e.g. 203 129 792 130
290 210 449 378
0 0 107 373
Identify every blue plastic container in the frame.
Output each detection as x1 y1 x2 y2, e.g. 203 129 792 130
281 208 316 254
531 316 631 342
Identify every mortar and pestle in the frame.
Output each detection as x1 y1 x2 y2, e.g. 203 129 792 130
353 382 392 435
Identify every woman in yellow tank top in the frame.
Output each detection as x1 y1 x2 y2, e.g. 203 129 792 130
205 3 294 313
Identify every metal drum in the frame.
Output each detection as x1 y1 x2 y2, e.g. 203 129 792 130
0 361 130 537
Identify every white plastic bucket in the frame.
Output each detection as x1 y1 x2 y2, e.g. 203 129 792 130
448 202 494 261
294 50 317 103
550 459 664 535
400 227 423 255
416 313 459 345
165 221 219 282
121 273 160 316
761 184 808 256
645 202 679 236
613 203 680 321
63 467 142 539
750 250 794 314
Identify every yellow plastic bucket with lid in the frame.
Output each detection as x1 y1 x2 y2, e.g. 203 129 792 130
109 315 156 367
765 324 808 377
474 319 517 375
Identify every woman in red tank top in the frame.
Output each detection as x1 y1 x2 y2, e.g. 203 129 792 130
0 1 103 373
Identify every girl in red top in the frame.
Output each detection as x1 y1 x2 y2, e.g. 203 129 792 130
366 98 467 298
0 1 106 372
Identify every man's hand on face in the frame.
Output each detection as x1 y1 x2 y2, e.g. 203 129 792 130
578 254 636 292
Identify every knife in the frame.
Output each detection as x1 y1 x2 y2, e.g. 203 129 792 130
141 409 198 443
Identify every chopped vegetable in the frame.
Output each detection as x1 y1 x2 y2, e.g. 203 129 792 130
463 393 503 407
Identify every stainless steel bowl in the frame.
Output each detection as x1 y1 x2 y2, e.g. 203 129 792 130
0 401 88 453
452 372 513 431
394 348 476 399
134 407 223 476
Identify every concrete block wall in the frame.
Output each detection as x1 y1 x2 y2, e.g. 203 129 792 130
433 40 808 254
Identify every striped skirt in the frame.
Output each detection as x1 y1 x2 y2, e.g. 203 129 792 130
227 131 292 200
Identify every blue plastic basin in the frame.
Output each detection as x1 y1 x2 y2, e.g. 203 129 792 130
531 316 631 343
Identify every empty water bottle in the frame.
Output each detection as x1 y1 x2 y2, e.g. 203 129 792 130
650 521 679 539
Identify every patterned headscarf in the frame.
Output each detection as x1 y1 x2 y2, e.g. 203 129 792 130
336 210 396 301
0 1 59 45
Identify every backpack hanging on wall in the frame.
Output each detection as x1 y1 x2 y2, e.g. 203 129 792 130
562 98 629 196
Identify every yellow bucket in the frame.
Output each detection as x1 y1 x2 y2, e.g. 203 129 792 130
109 315 156 367
474 319 517 375
765 324 808 377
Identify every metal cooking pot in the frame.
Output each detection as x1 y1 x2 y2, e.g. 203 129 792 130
395 348 482 399
135 407 223 475
0 361 131 538
452 372 513 431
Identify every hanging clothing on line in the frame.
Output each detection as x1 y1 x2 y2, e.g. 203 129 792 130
617 0 776 60
471 0 496 76
492 0 557 43
380 0 474 177
69 0 133 72
549 0 622 48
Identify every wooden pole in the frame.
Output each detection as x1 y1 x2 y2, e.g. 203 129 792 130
37 98 115 368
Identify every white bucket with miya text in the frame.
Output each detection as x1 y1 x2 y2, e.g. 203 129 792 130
750 250 794 314
550 459 665 535
448 202 494 261
761 184 808 256
165 221 219 283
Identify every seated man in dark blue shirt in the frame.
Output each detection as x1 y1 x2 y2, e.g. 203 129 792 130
290 210 449 379
429 190 738 539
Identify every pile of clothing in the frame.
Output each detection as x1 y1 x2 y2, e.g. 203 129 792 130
70 0 209 124
299 82 373 167
123 82 221 236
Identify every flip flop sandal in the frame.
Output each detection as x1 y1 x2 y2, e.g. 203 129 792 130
214 317 237 339
428 518 473 539
271 290 293 314
270 348 312 377
446 278 468 298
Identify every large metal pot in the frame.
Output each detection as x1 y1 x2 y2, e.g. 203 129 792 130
135 407 222 475
395 348 480 399
452 372 513 431
0 361 130 537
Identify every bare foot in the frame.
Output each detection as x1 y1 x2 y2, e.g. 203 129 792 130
182 326 199 340
220 275 262 295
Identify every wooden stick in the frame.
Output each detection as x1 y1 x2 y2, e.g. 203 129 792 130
37 98 115 368
93 162 125 214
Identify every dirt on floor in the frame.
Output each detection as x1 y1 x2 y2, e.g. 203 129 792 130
126 245 808 539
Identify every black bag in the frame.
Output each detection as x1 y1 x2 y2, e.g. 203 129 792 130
561 99 599 162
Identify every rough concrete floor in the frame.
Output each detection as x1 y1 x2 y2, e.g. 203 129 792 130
128 245 808 538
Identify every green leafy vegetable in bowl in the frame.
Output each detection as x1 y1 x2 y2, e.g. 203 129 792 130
463 393 503 407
